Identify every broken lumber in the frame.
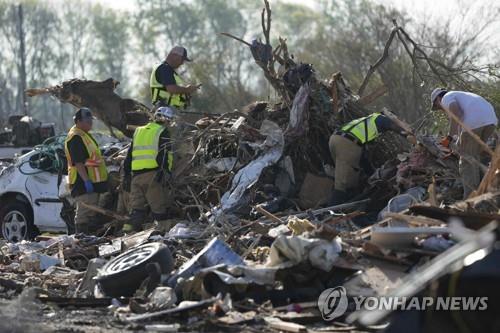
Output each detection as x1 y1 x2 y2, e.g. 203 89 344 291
265 317 307 333
254 205 283 224
385 212 444 226
359 85 388 106
475 146 500 196
382 109 413 134
290 199 370 220
441 106 494 156
409 204 500 230
79 202 128 221
351 221 497 326
126 295 220 322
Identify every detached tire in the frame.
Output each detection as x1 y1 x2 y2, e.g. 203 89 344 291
0 200 37 242
96 242 174 297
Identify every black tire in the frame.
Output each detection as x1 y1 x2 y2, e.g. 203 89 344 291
0 200 37 242
96 242 174 297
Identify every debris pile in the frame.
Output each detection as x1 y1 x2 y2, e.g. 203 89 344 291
1 1 499 332
1 190 499 331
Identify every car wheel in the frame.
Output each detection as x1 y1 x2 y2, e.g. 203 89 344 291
96 242 174 297
0 200 36 242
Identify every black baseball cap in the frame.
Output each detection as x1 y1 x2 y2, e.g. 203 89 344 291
170 46 191 62
73 108 95 123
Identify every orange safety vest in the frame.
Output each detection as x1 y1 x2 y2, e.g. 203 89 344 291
64 126 108 185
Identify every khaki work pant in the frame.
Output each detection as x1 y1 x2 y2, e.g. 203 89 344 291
130 170 169 215
459 124 496 198
74 193 100 226
329 134 363 191
116 190 130 216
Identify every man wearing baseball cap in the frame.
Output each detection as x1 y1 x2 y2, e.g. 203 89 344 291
64 108 109 234
122 106 176 232
431 88 498 198
150 46 201 109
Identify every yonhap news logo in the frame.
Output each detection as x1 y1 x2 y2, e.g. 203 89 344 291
317 287 349 320
318 286 488 321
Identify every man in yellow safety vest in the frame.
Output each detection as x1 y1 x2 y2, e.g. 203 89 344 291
64 108 108 234
329 112 415 204
150 46 201 110
122 106 175 232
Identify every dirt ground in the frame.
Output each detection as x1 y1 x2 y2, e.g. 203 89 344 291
0 289 277 333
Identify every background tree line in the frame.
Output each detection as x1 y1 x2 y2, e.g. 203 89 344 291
0 0 499 135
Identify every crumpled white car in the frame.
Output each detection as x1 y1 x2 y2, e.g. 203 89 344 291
0 134 126 242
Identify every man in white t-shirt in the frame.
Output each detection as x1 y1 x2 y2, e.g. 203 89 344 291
431 88 498 198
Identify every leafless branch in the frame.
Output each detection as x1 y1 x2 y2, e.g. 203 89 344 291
218 32 251 47
357 26 398 97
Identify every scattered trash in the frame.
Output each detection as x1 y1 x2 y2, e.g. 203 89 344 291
149 286 177 310
378 186 426 220
419 235 455 251
77 258 108 297
217 310 256 325
168 238 244 286
268 224 291 238
371 226 450 249
144 324 180 332
20 253 60 272
287 217 315 236
267 235 342 271
0 2 498 332
166 223 200 239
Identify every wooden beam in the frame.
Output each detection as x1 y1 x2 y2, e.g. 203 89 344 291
254 205 283 224
381 109 413 134
359 85 388 106
385 212 444 226
79 202 128 221
441 106 494 156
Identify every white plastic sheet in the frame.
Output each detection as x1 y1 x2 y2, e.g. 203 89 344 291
220 120 284 212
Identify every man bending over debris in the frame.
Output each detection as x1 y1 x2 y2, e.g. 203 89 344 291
64 108 109 234
431 88 498 198
123 107 175 232
150 46 201 110
329 112 415 205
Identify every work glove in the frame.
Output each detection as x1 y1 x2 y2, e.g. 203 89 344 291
84 180 94 193
406 134 417 145
440 135 453 148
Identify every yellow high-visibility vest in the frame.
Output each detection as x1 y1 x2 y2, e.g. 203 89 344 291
150 63 187 108
131 122 173 171
64 126 108 185
341 113 382 144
